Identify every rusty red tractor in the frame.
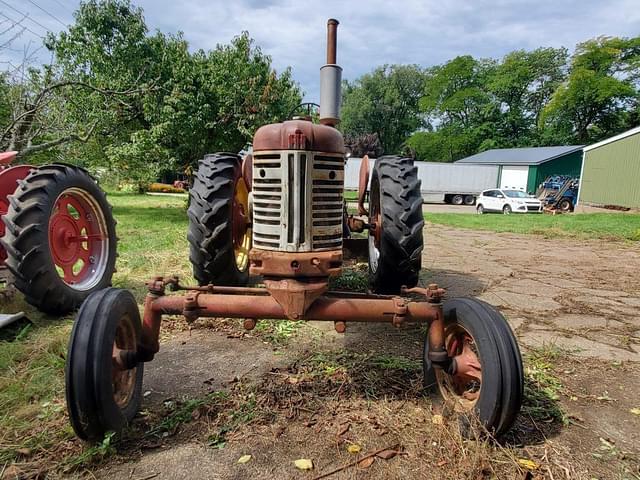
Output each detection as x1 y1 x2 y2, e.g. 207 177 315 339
0 152 117 314
65 19 523 441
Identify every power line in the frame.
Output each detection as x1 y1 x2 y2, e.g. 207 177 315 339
49 0 74 16
0 12 45 40
26 0 67 28
0 0 50 34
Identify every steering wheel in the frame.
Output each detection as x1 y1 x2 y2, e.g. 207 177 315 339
287 102 320 122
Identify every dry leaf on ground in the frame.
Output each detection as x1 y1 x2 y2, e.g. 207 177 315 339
517 459 539 470
237 455 252 464
294 459 314 470
358 457 375 469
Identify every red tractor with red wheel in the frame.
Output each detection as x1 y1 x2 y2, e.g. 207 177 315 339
0 151 117 315
64 19 523 442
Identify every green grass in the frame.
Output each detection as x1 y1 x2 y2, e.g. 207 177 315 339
522 345 567 425
108 193 192 295
0 192 192 469
343 190 358 201
425 212 640 241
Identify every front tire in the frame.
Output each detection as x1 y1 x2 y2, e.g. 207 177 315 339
65 288 144 441
423 298 523 437
368 156 423 294
1 164 117 315
187 153 251 286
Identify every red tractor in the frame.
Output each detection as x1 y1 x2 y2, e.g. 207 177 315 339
65 20 523 441
0 151 117 314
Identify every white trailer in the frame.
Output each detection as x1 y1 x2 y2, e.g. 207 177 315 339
345 158 499 205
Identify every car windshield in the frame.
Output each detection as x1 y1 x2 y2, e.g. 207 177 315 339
503 190 528 198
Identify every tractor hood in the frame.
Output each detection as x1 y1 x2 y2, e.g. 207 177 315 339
252 120 344 154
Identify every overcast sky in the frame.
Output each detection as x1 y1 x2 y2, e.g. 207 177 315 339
2 0 640 100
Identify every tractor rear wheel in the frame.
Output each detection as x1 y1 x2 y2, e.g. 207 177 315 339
66 288 144 441
558 198 572 212
368 156 423 294
1 164 117 314
423 298 523 437
188 153 251 286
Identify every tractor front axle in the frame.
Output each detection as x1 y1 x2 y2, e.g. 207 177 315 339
132 276 451 373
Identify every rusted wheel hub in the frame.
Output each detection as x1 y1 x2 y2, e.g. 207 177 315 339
436 325 482 410
111 314 138 408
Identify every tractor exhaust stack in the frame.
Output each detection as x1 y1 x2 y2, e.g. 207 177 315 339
319 18 342 126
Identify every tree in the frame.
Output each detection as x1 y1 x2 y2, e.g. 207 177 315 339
541 36 640 143
487 47 568 146
418 55 497 160
45 0 301 186
340 64 426 154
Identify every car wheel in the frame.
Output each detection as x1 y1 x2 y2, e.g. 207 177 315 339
476 204 484 214
503 204 512 215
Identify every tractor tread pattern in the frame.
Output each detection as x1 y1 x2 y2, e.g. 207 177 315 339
370 155 424 293
187 153 248 286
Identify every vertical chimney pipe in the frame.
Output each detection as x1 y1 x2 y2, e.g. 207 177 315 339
319 19 342 126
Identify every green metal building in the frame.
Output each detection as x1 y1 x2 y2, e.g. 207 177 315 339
578 126 640 209
456 146 583 194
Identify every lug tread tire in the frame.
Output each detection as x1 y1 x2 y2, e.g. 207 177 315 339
423 297 523 437
369 156 424 293
65 288 143 441
187 153 249 286
0 164 117 314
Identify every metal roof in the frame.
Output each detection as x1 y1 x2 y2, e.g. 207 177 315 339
455 145 584 166
583 126 640 152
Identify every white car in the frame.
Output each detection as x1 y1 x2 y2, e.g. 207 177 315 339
476 189 542 214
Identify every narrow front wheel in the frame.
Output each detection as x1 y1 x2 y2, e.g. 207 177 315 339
423 298 523 437
65 288 144 441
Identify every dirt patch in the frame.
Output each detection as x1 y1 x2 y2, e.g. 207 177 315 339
57 224 640 480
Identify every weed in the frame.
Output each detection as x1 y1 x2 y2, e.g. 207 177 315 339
147 391 228 437
254 319 302 345
207 394 260 449
328 263 369 292
64 431 116 469
522 345 567 424
370 353 422 372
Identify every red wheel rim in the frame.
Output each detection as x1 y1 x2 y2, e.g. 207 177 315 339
48 188 109 289
436 325 483 410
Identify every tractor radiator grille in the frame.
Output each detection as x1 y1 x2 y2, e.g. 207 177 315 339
252 151 344 252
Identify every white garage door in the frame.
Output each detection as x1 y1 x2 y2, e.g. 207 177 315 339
500 166 529 191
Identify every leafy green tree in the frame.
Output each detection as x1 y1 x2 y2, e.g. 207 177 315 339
340 64 426 154
418 55 498 160
488 48 568 146
541 36 640 143
47 0 301 186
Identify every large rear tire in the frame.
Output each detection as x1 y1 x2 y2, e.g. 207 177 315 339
65 288 144 441
1 164 117 315
368 156 423 294
187 153 251 286
423 298 523 437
